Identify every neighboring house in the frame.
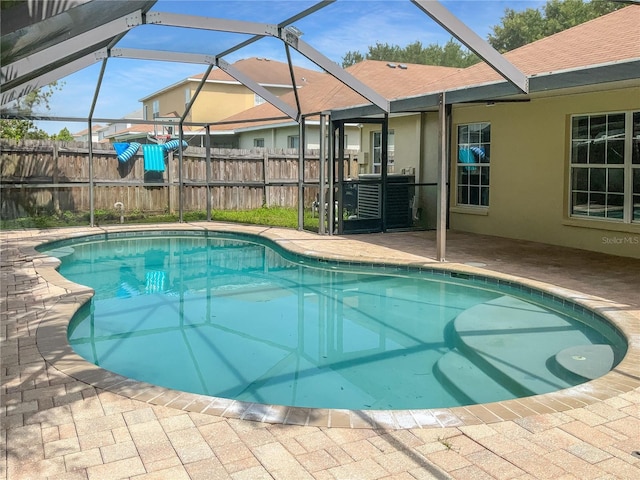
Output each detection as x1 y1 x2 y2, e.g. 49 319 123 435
211 6 640 257
97 109 146 143
72 124 104 142
85 110 201 146
138 57 325 146
212 60 460 162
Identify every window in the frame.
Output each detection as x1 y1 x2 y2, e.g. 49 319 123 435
570 111 639 223
152 100 160 118
287 135 299 149
185 88 191 109
371 130 394 174
254 94 265 106
254 138 265 148
457 122 491 207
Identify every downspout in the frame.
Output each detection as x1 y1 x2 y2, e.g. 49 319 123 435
436 92 448 261
87 57 108 227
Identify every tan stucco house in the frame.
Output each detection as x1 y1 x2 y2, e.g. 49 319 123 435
209 6 639 257
138 57 325 146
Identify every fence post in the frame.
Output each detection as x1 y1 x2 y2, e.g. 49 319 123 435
263 149 269 207
88 135 95 227
167 150 173 214
319 113 326 234
52 142 60 214
206 125 211 220
298 117 305 230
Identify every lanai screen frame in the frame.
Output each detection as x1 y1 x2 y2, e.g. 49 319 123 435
1 0 530 261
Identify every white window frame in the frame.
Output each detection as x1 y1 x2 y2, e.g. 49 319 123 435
152 100 160 118
569 110 639 224
371 130 394 174
254 138 265 148
456 122 491 207
287 135 299 149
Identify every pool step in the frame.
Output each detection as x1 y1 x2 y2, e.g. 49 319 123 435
434 350 517 405
553 344 615 381
451 295 596 397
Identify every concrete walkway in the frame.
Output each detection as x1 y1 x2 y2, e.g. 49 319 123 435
2 223 639 479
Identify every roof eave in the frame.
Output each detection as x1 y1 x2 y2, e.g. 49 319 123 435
332 58 640 119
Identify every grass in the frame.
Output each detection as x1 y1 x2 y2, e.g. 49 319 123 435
0 206 322 232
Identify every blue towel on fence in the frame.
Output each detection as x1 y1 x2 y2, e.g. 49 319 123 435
117 142 140 163
162 139 188 151
142 144 165 172
114 142 129 156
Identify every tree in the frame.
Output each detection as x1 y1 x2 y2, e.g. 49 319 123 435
0 82 62 140
0 119 48 140
53 127 74 142
342 39 478 68
342 51 365 68
488 0 624 52
341 0 623 68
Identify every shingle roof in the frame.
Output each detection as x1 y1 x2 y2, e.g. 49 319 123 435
402 5 640 96
211 60 459 130
190 57 326 86
211 5 639 131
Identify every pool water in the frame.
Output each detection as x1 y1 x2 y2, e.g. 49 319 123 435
42 232 626 410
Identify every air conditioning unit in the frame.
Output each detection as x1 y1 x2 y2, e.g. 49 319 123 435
358 152 368 165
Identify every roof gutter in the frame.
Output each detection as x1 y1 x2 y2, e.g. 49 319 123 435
330 57 640 120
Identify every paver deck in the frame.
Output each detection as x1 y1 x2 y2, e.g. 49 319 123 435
2 223 639 479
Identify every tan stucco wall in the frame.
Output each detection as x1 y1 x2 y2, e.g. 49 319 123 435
391 115 422 174
143 83 292 124
449 86 640 258
190 83 257 123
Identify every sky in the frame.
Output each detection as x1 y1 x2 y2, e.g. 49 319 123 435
32 0 546 134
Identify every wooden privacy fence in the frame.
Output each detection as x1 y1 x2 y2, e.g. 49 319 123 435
0 139 359 219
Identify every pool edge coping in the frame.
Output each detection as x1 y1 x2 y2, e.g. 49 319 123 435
16 223 640 430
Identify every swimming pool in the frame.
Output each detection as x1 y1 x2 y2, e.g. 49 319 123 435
39 231 627 411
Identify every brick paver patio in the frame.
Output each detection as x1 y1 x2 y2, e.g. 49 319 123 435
2 223 639 479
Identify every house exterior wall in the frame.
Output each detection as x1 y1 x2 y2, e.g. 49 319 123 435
236 124 361 152
142 88 187 121
358 116 424 175
392 114 422 175
358 124 379 175
142 83 292 124
238 128 277 149
448 85 640 258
